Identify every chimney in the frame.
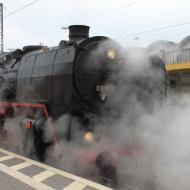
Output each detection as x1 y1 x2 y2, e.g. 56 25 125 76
68 25 90 41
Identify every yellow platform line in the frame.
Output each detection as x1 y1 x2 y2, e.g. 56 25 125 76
0 155 14 161
62 181 87 190
0 163 55 190
33 170 55 182
11 162 32 171
0 148 113 190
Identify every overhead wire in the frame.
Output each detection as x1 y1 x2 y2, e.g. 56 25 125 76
3 2 41 47
3 0 145 39
126 21 190 38
120 25 190 48
129 17 190 29
93 17 190 31
4 0 40 19
65 0 190 42
35 5 129 35
35 0 146 36
110 21 190 41
72 0 145 23
159 27 190 42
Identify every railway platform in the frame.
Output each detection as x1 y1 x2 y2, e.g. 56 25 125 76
0 148 113 190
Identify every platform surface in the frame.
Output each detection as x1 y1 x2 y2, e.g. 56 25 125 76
0 148 113 190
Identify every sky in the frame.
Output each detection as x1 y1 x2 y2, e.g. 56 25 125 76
2 0 190 51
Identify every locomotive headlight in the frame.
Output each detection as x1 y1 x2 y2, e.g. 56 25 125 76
107 49 116 60
83 132 94 143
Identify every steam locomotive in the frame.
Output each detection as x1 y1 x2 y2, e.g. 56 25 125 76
0 25 166 186
0 25 126 157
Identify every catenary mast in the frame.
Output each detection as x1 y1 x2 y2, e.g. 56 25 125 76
0 3 3 53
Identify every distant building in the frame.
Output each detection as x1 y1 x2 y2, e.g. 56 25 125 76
147 40 177 56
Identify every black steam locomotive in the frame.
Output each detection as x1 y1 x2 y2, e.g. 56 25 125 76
0 25 166 184
0 25 126 158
